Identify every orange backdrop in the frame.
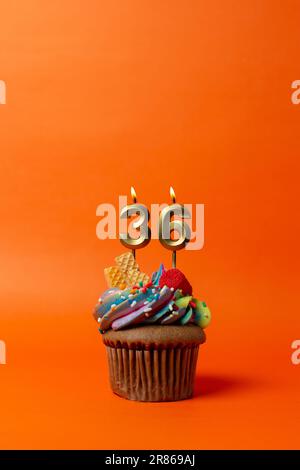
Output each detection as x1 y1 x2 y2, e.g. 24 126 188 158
0 0 300 450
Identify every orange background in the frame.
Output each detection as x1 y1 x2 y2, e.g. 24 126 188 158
1 0 300 450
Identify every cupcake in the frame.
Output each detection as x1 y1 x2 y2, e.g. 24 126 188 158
93 252 211 402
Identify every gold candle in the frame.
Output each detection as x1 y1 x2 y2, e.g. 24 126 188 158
119 187 151 259
159 187 191 268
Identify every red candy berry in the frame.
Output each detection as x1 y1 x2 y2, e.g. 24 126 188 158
159 268 192 296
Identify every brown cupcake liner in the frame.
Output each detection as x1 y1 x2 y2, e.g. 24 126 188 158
105 344 200 402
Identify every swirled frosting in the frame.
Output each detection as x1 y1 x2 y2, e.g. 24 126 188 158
94 265 211 333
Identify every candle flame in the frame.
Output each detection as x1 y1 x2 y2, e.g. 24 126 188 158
170 186 176 203
131 186 137 203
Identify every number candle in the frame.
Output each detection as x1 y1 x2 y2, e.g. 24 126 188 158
159 187 191 268
119 187 151 260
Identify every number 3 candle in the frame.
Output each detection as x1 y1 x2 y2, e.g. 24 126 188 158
159 187 191 268
119 187 151 260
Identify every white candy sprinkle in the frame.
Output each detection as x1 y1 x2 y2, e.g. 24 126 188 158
152 289 156 294
144 307 152 312
108 290 114 294
168 304 173 311
111 304 116 309
128 294 134 299
160 285 167 294
131 301 137 307
98 297 102 302
170 287 174 292
144 300 149 305
97 318 101 323
121 296 126 300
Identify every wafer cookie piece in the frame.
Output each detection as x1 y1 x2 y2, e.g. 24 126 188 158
104 266 128 289
126 269 150 286
115 252 139 275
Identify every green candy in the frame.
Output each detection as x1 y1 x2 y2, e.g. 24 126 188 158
194 299 211 329
173 289 184 300
174 296 192 309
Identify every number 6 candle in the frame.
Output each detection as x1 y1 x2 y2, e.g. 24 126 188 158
119 187 151 260
159 187 191 268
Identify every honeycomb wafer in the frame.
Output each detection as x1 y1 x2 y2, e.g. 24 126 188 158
126 269 150 286
115 252 139 275
104 266 128 289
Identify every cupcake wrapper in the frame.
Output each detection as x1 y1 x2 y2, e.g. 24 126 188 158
106 345 199 402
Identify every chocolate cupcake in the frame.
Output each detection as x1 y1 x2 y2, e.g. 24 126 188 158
94 254 211 402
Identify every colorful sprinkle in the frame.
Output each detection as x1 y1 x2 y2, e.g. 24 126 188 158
95 265 211 332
